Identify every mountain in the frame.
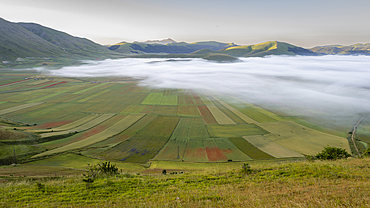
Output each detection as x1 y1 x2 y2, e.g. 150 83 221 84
311 43 370 55
142 38 176 45
107 40 237 54
0 18 118 61
193 41 317 57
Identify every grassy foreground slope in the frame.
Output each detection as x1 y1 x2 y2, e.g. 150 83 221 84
1 157 370 207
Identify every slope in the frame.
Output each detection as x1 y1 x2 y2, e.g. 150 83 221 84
0 18 67 61
193 41 317 57
18 22 116 58
108 40 237 54
311 43 370 55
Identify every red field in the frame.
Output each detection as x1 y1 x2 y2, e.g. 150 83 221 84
34 120 71 129
198 106 218 125
203 139 228 162
0 79 28 87
42 81 68 88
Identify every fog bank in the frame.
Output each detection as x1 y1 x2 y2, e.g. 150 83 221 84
42 55 370 129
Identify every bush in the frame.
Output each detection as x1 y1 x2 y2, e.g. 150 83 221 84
82 162 119 187
315 147 351 160
241 163 252 174
363 147 370 157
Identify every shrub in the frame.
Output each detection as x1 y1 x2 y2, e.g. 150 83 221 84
241 163 252 174
82 162 119 187
315 147 351 160
363 147 370 157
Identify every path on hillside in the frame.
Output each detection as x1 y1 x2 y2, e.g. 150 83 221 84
350 115 364 156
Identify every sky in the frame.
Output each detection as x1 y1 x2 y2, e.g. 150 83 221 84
0 0 369 47
39 55 370 129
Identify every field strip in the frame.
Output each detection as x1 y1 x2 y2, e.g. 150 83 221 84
72 83 108 94
160 95 178 105
199 95 235 125
258 121 351 155
28 114 100 133
39 114 115 138
0 79 28 87
33 114 145 158
142 93 163 105
212 96 256 124
26 79 50 86
77 90 110 102
206 104 236 125
27 91 68 103
243 135 304 158
0 102 43 115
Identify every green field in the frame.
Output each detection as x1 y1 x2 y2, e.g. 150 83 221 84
0 69 358 172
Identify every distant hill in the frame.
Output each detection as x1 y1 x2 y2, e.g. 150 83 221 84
311 43 370 55
108 40 237 54
0 18 118 61
142 38 176 45
109 39 316 58
193 41 317 57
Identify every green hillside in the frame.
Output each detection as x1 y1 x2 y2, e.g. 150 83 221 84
311 43 370 55
0 18 120 62
193 41 317 57
18 23 116 58
0 18 67 61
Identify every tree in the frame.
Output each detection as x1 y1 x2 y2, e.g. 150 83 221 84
315 146 351 160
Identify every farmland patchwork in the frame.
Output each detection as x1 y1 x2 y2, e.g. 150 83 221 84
0 71 353 166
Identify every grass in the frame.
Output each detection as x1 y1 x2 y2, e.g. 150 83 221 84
2 157 370 207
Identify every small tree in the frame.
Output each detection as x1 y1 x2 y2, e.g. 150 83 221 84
315 146 351 160
241 163 252 174
82 162 119 188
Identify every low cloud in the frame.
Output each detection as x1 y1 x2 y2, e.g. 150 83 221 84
44 55 370 129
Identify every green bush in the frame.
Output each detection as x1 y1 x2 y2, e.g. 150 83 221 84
315 147 351 160
241 163 252 174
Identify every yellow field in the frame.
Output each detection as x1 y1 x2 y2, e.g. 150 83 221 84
40 114 115 138
243 135 303 158
257 121 351 155
0 102 43 115
212 96 256 124
206 104 236 125
27 114 100 133
33 114 145 158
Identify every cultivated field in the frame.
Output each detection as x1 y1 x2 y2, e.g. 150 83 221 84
0 68 360 170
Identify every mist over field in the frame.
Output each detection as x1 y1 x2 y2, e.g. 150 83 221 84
44 55 370 129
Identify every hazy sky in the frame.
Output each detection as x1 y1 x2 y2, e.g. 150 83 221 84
1 0 369 47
